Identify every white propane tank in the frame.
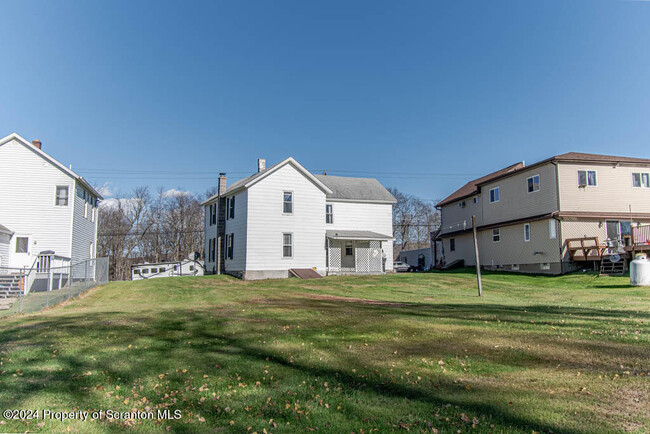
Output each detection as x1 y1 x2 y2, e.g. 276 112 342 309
630 254 650 286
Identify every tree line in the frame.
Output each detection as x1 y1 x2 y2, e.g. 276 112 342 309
97 186 213 281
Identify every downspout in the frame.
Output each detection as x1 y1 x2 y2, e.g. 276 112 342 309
552 161 564 272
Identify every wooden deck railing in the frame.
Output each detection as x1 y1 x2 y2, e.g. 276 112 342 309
632 225 650 247
566 237 607 261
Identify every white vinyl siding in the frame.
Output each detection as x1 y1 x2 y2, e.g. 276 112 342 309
246 164 325 272
71 181 98 263
0 138 78 268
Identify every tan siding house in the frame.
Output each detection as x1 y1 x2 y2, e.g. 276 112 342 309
436 152 650 274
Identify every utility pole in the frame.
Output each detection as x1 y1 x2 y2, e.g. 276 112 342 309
472 215 483 297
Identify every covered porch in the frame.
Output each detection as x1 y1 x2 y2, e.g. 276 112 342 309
326 230 392 275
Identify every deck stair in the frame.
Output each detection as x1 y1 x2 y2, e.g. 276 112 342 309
0 274 23 299
599 256 627 276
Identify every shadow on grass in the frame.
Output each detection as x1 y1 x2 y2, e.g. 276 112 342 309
0 311 586 433
1 296 649 432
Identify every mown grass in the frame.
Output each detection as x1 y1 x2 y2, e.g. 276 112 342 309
0 269 648 433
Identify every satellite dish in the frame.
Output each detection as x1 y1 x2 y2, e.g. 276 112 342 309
610 254 621 263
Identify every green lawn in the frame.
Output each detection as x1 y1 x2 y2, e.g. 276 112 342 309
0 270 648 433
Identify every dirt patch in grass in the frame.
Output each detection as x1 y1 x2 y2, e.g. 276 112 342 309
300 293 410 307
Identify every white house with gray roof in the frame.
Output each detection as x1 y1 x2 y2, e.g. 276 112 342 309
201 157 396 280
0 133 102 292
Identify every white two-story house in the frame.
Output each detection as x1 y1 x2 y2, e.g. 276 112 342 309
202 157 396 280
0 133 102 289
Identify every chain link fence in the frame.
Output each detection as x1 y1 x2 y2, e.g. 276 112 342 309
0 257 109 318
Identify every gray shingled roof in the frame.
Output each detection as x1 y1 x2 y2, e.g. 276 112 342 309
326 230 393 240
0 224 12 234
314 175 396 203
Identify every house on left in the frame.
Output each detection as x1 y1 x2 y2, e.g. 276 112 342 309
0 133 102 293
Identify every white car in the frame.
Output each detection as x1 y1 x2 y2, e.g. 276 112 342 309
393 261 410 272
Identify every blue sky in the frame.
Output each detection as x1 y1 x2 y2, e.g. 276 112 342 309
2 0 650 203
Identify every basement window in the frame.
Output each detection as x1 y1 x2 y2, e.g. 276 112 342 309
540 263 551 271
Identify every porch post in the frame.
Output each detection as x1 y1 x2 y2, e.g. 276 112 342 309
326 238 330 276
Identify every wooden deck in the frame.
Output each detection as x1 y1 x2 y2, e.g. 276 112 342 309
566 237 607 261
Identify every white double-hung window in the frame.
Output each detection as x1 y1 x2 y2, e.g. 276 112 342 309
55 186 69 206
283 192 293 214
283 233 293 258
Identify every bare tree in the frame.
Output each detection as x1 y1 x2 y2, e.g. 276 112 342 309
97 186 206 281
388 187 440 253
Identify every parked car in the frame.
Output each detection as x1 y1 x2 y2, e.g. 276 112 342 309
393 261 410 272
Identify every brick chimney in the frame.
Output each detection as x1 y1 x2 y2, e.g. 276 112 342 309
257 158 266 173
218 173 227 196
32 140 42 150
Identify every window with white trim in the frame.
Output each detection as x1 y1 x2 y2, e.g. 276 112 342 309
16 237 28 253
492 228 501 242
473 197 479 204
524 223 531 242
55 186 69 206
489 187 500 203
527 175 540 193
283 192 293 214
578 170 597 187
459 201 466 208
283 233 293 258
326 204 333 224
549 220 557 239
632 173 650 188
227 234 234 259
227 197 235 219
